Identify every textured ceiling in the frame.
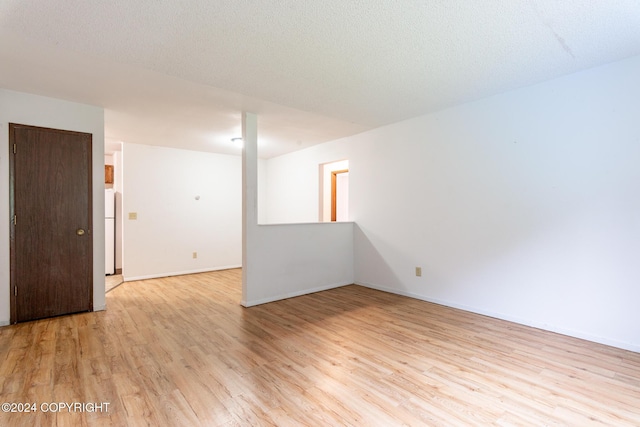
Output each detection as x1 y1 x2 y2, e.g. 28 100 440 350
1 1 639 157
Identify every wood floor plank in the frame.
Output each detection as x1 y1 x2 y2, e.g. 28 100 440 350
1 268 639 426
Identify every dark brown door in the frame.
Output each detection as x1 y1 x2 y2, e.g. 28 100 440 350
9 123 93 323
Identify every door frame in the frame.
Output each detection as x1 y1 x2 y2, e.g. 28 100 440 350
9 123 94 323
331 169 349 222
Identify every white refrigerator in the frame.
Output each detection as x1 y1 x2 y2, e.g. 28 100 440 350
105 189 115 275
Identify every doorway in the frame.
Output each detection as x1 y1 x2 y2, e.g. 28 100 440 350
331 169 349 221
9 123 93 323
320 160 349 222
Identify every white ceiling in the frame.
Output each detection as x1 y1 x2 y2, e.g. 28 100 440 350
1 1 639 158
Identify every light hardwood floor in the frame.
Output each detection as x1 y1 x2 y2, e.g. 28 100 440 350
1 269 639 426
105 274 124 293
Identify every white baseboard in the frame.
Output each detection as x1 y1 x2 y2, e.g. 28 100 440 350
0 320 10 327
242 281 352 307
355 280 640 354
123 265 241 282
93 304 106 312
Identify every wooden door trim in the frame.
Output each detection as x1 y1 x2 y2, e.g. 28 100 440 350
331 169 349 222
9 123 94 324
9 124 17 323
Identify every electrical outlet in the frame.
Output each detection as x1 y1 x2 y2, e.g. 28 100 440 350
415 267 422 277
128 212 137 220
192 252 198 259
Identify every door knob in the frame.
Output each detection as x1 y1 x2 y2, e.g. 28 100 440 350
76 228 85 236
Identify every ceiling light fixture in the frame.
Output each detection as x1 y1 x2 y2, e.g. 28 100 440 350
231 137 243 144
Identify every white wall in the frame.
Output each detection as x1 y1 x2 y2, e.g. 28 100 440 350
265 142 353 224
0 88 106 324
257 158 268 224
264 54 640 352
122 143 242 280
245 223 354 306
242 113 354 306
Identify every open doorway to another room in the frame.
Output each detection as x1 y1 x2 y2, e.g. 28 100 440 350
320 160 349 222
105 139 124 292
332 169 349 221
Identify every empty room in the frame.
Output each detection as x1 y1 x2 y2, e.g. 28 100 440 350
1 1 639 425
